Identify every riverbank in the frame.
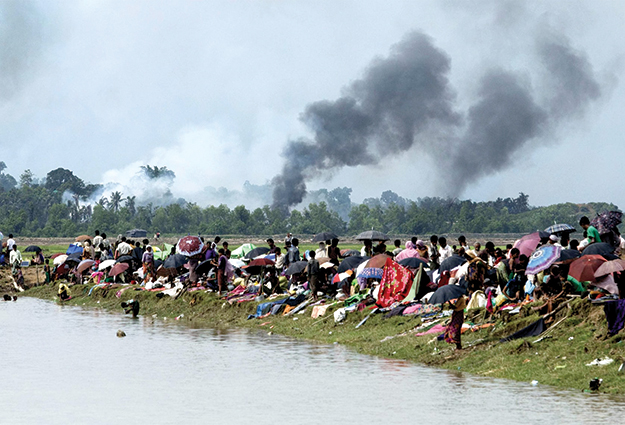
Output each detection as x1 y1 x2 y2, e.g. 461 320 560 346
19 278 625 395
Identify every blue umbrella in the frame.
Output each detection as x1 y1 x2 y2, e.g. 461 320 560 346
356 267 383 279
544 224 576 234
398 257 428 268
526 245 561 275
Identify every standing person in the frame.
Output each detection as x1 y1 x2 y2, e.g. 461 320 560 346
315 242 327 258
438 237 453 262
211 236 221 251
579 216 601 247
360 240 373 257
458 235 469 251
288 238 301 265
444 295 466 350
115 237 132 259
217 248 228 295
6 234 15 253
267 238 278 254
307 250 321 301
274 247 285 271
142 245 155 284
93 230 103 250
10 245 23 286
285 233 293 245
222 241 231 258
429 235 440 270
392 239 403 256
327 238 340 266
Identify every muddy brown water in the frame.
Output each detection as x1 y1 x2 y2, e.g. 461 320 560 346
1 298 624 424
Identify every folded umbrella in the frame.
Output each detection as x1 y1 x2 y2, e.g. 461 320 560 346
569 255 606 282
526 245 561 275
312 232 338 242
176 236 204 257
337 255 369 273
109 262 129 277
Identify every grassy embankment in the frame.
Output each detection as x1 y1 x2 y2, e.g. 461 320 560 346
22 280 625 395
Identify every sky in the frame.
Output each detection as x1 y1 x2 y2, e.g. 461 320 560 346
0 0 623 209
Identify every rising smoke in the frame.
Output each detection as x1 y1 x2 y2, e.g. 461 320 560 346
271 30 605 211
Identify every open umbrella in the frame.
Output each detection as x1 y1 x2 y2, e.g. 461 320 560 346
50 253 65 260
244 247 270 260
513 232 542 257
164 254 188 269
439 255 467 273
247 258 275 267
230 243 256 259
176 236 204 257
594 259 625 278
355 230 389 241
65 256 81 265
333 270 353 284
357 267 384 279
77 259 95 274
116 255 134 263
75 235 91 242
229 259 245 269
340 249 360 258
24 245 41 253
53 255 68 266
312 232 338 242
316 256 331 265
109 262 129 277
195 259 214 275
592 274 619 295
544 224 576 234
526 245 561 275
363 254 391 269
98 259 116 271
398 257 429 269
590 211 623 234
428 284 467 305
569 255 606 282
556 249 581 264
582 242 614 257
285 261 308 276
66 244 83 255
337 255 369 273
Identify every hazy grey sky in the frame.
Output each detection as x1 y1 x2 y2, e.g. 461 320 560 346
1 0 623 208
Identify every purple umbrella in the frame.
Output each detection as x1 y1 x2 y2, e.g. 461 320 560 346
526 245 561 275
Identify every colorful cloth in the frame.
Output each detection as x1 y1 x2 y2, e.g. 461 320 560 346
376 258 414 308
402 303 441 316
415 323 446 337
444 310 464 344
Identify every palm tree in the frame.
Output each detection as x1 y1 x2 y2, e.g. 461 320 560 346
109 191 122 213
125 195 136 216
97 197 108 208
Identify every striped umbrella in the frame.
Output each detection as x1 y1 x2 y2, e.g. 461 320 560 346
526 245 561 275
544 224 576 234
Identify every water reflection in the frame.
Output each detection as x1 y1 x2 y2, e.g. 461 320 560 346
2 298 625 425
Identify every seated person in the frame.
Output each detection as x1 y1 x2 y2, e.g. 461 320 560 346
58 283 71 300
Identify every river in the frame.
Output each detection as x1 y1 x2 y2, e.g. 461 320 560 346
1 298 624 424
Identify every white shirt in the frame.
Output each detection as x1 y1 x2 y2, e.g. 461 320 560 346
439 245 453 262
116 242 132 255
6 238 15 251
93 235 103 248
9 249 22 265
315 247 328 258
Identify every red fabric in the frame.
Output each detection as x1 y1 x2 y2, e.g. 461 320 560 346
376 258 414 308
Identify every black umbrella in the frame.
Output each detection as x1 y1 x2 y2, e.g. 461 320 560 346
116 255 134 263
64 256 81 265
285 261 308 276
428 284 467 305
154 259 163 269
195 259 214 275
355 230 389 241
337 255 369 273
439 255 467 273
556 249 581 263
398 257 429 268
244 247 270 259
340 249 360 258
68 252 82 260
538 231 551 239
312 232 338 242
25 245 41 253
582 242 614 257
163 254 188 269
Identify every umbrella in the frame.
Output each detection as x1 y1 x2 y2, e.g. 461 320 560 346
109 262 129 277
594 259 625 278
312 232 338 242
65 256 81 265
569 255 606 282
315 256 331 265
340 249 360 258
556 249 581 264
164 254 188 269
582 242 614 257
24 245 41 253
545 224 576 234
333 270 353 284
355 230 390 241
53 255 68 266
592 274 619 295
77 259 95 274
398 257 429 269
285 261 308 276
320 262 336 269
526 245 561 275
439 255 467 273
156 265 178 277
116 255 134 263
590 211 623 234
357 267 384 279
247 258 275 267
66 244 83 255
230 243 256 259
154 259 163 269
176 236 204 257
98 259 116 270
364 254 391 269
337 255 369 273
513 232 542 257
244 247 270 260
229 259 246 269
50 253 65 259
75 235 91 242
428 284 467 305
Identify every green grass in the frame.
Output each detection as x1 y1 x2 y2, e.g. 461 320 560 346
21 283 625 395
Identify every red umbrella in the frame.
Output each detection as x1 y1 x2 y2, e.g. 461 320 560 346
50 253 65 259
364 254 392 269
75 235 91 242
246 258 275 267
513 232 542 257
569 255 606 282
109 262 129 277
176 236 204 257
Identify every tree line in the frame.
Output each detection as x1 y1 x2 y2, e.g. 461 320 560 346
0 163 618 237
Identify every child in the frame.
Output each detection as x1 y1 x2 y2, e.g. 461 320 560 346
121 299 140 318
444 295 467 350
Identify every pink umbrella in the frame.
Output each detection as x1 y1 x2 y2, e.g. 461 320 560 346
513 232 542 258
77 259 95 274
176 236 204 257
109 262 129 277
